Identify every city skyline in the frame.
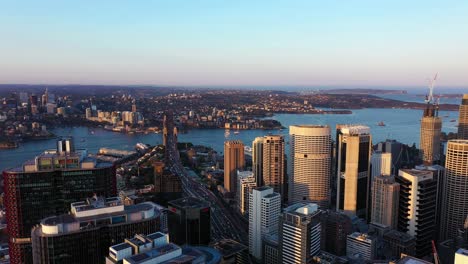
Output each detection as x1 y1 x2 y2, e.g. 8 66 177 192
1 1 468 87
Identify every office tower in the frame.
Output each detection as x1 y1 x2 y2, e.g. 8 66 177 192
455 248 468 264
346 232 376 261
31 197 161 263
237 171 256 216
458 94 468 139
370 175 400 228
279 203 322 264
41 87 49 106
336 125 372 218
382 230 416 260
263 234 280 264
440 140 468 241
377 139 404 171
419 104 442 165
289 125 332 207
167 197 211 246
132 99 137 113
396 169 437 257
224 140 245 193
321 210 353 256
370 152 392 178
213 239 249 264
248 186 281 261
252 137 264 187
262 135 286 200
3 139 116 264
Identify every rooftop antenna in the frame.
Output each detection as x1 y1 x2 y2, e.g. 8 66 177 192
425 73 438 105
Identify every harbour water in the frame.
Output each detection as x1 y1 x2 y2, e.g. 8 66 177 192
0 108 459 171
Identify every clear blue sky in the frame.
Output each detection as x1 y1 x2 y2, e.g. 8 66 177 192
1 0 468 88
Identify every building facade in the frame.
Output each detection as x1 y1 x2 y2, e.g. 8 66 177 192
346 232 376 261
457 94 468 140
252 137 264 187
237 172 256 216
370 152 392 178
289 125 332 208
419 107 442 165
224 140 245 193
262 135 286 202
370 175 400 228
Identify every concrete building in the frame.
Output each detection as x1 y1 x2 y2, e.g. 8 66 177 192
224 140 245 193
440 140 468 241
336 125 372 218
419 105 442 165
252 137 264 187
455 248 468 264
279 203 322 264
346 232 376 261
377 139 404 172
212 239 249 264
262 135 286 201
31 197 161 264
382 230 416 260
396 169 437 258
457 94 468 139
370 175 399 228
370 152 392 178
167 197 211 246
3 138 116 263
263 234 279 264
289 125 332 208
321 210 353 256
248 186 281 261
237 171 256 216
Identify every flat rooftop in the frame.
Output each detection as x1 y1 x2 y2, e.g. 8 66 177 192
212 239 248 257
394 256 432 264
169 197 209 208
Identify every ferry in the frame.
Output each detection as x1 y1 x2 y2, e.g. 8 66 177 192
377 121 386 126
450 119 456 122
234 131 240 135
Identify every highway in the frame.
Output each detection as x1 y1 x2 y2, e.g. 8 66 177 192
163 113 248 244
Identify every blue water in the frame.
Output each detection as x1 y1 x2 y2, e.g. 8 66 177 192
377 94 463 104
0 108 459 171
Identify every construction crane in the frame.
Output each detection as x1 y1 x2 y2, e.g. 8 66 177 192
425 73 438 104
432 240 441 264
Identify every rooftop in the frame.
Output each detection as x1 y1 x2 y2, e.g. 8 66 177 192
212 239 248 257
456 248 468 256
393 255 432 264
168 197 209 209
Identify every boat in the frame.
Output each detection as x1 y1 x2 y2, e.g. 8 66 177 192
234 131 240 135
450 119 456 122
378 121 386 126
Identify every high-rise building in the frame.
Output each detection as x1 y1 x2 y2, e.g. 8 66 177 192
167 197 211 246
396 169 437 257
224 140 245 193
419 105 442 165
382 230 416 260
321 210 353 256
370 152 392 178
248 186 281 261
263 234 280 264
457 94 468 139
346 232 377 261
370 175 400 228
279 203 322 264
336 125 372 218
455 248 468 264
237 171 256 216
440 140 468 241
262 135 286 200
376 139 404 172
31 197 161 264
213 239 249 264
3 139 116 264
289 125 332 208
252 137 264 187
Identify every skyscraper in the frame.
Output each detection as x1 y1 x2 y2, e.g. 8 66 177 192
336 125 372 218
419 106 442 165
252 137 264 187
370 175 400 228
31 197 161 263
458 94 468 139
237 171 256 216
370 152 392 178
167 197 211 246
397 169 437 257
321 210 353 256
279 203 322 264
2 138 116 263
262 135 286 200
248 186 281 261
224 140 245 193
439 140 468 241
289 125 332 208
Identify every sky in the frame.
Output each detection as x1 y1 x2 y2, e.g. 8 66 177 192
1 1 468 88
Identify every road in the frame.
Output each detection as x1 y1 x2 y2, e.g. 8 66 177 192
164 113 248 244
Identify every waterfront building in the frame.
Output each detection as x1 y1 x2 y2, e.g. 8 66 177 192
279 203 322 264
419 102 442 165
336 125 372 218
167 197 211 246
396 169 437 257
248 186 281 261
262 135 286 202
439 140 468 241
224 140 245 193
237 171 256 216
289 125 332 208
252 137 264 187
346 232 376 261
321 210 353 256
458 94 468 139
31 197 160 263
370 175 400 228
370 151 392 178
2 138 116 263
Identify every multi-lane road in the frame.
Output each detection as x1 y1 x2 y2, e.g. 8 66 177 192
164 115 248 244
